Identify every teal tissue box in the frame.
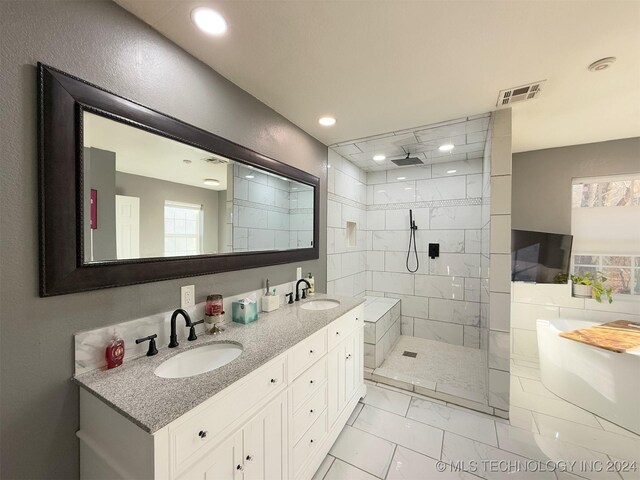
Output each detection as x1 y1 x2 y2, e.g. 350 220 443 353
232 301 258 324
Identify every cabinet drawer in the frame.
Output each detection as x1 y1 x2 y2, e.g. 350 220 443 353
291 356 327 411
328 306 363 349
290 329 327 379
293 384 327 443
170 356 286 474
293 410 327 476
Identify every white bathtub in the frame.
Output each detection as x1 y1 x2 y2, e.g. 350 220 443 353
536 318 640 435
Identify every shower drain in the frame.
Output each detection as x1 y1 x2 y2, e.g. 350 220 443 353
402 351 417 358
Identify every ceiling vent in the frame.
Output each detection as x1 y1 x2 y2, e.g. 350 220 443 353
496 80 546 107
202 156 230 165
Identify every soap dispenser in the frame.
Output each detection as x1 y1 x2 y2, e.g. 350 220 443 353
307 272 315 296
105 330 125 369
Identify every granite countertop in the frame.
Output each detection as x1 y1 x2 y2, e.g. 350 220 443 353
73 294 365 434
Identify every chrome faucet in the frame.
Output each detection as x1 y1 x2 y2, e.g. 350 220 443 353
169 308 203 348
295 279 311 302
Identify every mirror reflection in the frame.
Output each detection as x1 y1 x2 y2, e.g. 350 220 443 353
82 112 314 263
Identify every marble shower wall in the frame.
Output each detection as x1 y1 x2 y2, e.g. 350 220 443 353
364 157 487 349
327 149 368 297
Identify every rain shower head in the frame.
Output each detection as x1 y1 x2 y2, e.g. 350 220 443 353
391 153 423 166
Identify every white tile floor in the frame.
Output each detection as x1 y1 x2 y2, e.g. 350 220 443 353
314 360 640 480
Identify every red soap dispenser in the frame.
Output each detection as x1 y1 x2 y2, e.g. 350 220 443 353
105 330 125 369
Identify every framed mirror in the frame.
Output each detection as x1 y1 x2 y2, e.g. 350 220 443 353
38 64 319 296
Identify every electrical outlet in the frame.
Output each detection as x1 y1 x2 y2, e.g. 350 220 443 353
181 285 195 309
296 267 302 281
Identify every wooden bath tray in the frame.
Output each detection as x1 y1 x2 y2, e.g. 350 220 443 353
559 320 640 353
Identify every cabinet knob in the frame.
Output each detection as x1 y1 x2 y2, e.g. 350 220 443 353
309 379 314 384
356 317 359 321
198 430 207 440
346 354 352 360
310 409 315 414
270 378 278 384
246 455 254 462
310 439 314 444
335 331 340 336
309 349 314 354
237 464 244 471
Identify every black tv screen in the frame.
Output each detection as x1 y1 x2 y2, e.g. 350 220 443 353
511 229 573 284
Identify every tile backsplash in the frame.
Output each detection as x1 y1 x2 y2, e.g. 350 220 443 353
74 280 296 375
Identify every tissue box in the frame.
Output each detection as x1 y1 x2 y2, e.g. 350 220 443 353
232 301 258 324
262 295 280 313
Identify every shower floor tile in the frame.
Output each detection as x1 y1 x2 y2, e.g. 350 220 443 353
373 336 488 405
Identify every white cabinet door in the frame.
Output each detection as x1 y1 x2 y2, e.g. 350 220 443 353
242 392 287 480
178 431 243 480
327 341 345 427
344 333 356 400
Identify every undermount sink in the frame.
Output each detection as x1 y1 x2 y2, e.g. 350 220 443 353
300 299 340 311
154 343 243 379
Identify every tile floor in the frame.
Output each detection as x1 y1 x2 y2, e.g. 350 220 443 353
314 359 640 480
372 336 488 406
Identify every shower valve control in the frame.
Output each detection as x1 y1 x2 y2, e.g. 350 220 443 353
428 243 440 259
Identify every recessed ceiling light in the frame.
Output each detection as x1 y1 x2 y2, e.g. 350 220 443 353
191 7 227 36
447 169 457 174
245 175 254 179
203 178 220 186
439 143 455 152
397 176 406 181
318 116 336 126
373 154 386 161
588 57 616 72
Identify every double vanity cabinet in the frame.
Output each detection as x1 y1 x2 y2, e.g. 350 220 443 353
76 298 365 480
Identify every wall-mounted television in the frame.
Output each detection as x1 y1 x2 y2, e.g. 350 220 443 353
511 229 573 284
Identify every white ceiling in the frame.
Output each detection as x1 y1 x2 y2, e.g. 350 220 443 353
115 1 640 153
332 114 490 172
84 112 229 190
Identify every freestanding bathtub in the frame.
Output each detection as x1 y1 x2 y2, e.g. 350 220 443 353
536 318 640 435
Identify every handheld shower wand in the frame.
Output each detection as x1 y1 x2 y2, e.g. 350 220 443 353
406 209 419 273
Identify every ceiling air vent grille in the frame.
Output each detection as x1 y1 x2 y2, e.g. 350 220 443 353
497 80 546 107
202 156 230 165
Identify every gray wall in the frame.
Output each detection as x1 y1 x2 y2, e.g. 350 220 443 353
0 1 327 478
512 137 640 234
84 147 117 261
116 172 220 258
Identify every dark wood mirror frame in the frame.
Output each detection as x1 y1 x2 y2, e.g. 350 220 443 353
37 63 320 297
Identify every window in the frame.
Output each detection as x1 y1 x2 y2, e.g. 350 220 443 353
571 174 640 296
164 201 203 256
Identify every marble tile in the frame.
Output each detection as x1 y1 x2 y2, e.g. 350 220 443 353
429 299 480 326
416 229 466 253
464 229 482 254
329 426 395 478
361 384 412 416
354 405 444 458
385 207 429 231
372 271 414 295
312 455 335 480
416 176 467 201
466 174 483 198
595 416 640 439
372 230 411 251
387 165 432 182
488 331 510 371
463 326 480 348
429 253 481 278
347 402 364 426
464 278 481 302
432 158 483 177
495 423 619 480
510 380 601 428
373 181 416 204
488 368 510 411
367 209 385 230
414 318 464 345
533 413 640 463
430 205 483 230
415 275 465 300
401 316 414 336
327 200 342 228
398 447 485 479
324 459 379 480
442 432 555 480
508 406 538 432
407 398 498 446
